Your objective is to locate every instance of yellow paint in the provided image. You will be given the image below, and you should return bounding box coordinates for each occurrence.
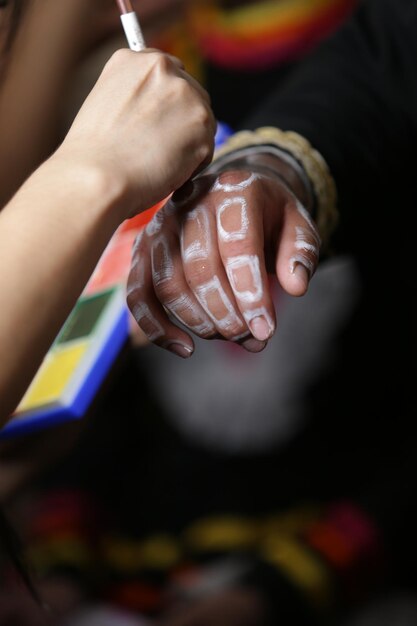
[17,342,88,412]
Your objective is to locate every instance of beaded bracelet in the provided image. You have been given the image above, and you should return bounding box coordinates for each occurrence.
[211,143,316,214]
[213,126,339,249]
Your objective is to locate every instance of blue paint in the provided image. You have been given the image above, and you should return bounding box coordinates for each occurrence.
[215,121,234,149]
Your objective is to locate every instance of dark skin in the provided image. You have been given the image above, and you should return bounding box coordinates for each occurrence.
[127,152,319,357]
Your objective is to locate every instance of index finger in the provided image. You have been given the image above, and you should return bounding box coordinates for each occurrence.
[213,170,276,342]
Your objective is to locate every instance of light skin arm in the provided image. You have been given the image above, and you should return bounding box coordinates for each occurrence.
[127,151,320,357]
[0,155,124,423]
[0,47,215,426]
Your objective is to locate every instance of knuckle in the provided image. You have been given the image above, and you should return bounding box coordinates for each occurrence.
[194,110,216,142]
[197,142,213,165]
[217,170,252,188]
[195,327,218,340]
[185,261,215,288]
[173,77,191,100]
[162,79,189,108]
[194,104,212,126]
[295,228,320,261]
[151,51,173,74]
[153,278,181,303]
[222,239,258,263]
[106,48,131,70]
[126,287,142,312]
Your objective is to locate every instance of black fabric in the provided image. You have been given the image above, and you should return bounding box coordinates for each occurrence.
[242,0,417,256]
[240,557,322,626]
[239,0,417,580]
[205,61,297,129]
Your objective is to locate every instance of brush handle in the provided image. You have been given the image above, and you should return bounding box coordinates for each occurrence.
[120,12,146,51]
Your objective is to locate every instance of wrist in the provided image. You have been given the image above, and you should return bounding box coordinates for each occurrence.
[48,147,130,228]
[208,144,314,213]
[213,127,338,250]
[254,155,310,205]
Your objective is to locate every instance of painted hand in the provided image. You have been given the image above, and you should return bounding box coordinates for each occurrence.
[126,164,320,358]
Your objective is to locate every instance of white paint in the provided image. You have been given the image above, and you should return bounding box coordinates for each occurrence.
[195,275,242,332]
[290,254,315,278]
[146,208,165,237]
[243,306,274,334]
[295,200,321,245]
[217,197,249,242]
[131,229,144,260]
[151,235,174,285]
[212,172,259,193]
[181,206,211,262]
[130,302,164,341]
[126,260,145,294]
[168,293,215,335]
[163,200,179,216]
[295,241,319,255]
[295,226,319,256]
[226,254,263,304]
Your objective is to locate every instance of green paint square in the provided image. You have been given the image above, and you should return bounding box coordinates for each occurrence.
[56,289,115,345]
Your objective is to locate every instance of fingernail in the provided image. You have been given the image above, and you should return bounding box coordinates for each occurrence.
[291,261,311,289]
[241,337,267,353]
[163,341,194,359]
[249,316,272,341]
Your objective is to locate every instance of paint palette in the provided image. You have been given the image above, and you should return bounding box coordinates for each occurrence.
[1,286,129,439]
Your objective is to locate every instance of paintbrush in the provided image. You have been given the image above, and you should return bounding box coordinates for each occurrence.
[115,0,146,51]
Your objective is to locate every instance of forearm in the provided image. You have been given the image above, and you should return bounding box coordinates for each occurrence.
[0,153,124,425]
